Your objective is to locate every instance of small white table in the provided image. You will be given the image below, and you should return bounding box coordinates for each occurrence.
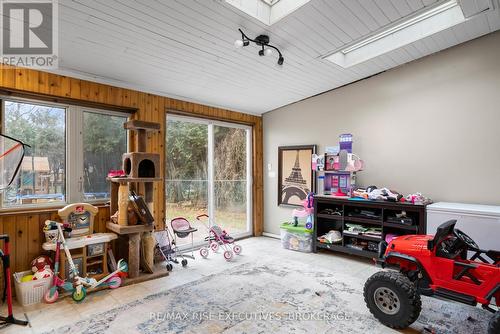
[42,232,118,251]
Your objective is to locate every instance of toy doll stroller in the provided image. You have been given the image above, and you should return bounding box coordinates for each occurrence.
[197,214,242,261]
[154,225,188,271]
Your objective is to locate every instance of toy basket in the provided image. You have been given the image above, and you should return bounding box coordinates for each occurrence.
[44,229,58,244]
[13,271,52,306]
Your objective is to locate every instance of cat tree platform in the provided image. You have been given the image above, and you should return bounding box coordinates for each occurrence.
[106,222,153,279]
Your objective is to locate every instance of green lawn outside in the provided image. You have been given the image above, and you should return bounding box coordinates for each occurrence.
[165,203,248,246]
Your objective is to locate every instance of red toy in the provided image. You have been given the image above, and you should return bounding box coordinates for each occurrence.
[31,255,53,273]
[364,220,500,333]
[0,235,29,327]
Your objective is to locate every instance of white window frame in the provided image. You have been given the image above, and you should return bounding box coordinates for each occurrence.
[166,114,253,241]
[0,96,128,210]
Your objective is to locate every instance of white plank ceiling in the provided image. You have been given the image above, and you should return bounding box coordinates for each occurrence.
[51,0,500,114]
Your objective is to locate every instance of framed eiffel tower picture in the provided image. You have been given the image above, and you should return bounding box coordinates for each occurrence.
[278,145,316,207]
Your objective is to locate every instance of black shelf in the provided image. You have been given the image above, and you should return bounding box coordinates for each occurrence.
[317,213,343,220]
[344,216,382,226]
[316,242,377,258]
[383,222,419,231]
[343,232,382,242]
[343,247,378,258]
[316,242,343,251]
[314,197,427,259]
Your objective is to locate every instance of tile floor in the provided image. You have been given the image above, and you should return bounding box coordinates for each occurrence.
[3,236,481,333]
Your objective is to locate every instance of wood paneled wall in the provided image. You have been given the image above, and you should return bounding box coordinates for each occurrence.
[0,207,110,274]
[0,65,263,273]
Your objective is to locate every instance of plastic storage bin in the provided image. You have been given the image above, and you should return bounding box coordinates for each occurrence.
[14,271,52,306]
[280,223,313,252]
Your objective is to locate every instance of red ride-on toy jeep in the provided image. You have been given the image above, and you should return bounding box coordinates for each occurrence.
[364,220,500,333]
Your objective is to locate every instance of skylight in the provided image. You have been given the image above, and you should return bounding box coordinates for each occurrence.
[261,0,282,5]
[225,0,310,26]
[324,0,470,68]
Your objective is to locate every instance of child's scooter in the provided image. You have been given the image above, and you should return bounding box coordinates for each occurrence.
[44,223,75,303]
[44,222,127,303]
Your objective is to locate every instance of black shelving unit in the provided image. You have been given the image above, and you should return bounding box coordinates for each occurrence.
[313,196,427,258]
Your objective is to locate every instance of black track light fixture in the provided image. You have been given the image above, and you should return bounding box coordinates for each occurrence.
[234,28,284,66]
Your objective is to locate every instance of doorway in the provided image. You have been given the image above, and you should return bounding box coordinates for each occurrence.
[165,115,253,247]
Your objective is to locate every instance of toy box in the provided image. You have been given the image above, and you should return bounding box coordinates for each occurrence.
[280,223,313,253]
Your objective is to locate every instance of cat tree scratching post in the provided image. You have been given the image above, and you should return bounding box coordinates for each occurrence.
[117,183,129,226]
[107,120,162,279]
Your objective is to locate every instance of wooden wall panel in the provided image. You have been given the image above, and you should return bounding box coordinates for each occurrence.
[0,207,109,274]
[15,216,29,274]
[253,120,264,236]
[0,65,263,273]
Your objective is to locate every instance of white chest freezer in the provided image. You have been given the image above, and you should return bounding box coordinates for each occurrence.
[427,202,500,251]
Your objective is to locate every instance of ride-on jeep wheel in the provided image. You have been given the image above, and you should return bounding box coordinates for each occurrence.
[364,271,422,329]
[489,311,500,334]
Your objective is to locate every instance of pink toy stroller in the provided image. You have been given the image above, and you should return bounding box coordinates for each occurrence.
[196,214,242,261]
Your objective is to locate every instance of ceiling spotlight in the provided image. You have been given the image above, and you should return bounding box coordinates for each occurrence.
[234,38,250,48]
[234,39,244,48]
[234,28,284,65]
[258,46,273,56]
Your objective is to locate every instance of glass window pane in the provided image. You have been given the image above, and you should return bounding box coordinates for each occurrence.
[213,125,248,235]
[83,112,127,200]
[165,118,208,246]
[3,101,66,206]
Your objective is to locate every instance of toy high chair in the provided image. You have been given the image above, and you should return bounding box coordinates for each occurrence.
[170,217,198,260]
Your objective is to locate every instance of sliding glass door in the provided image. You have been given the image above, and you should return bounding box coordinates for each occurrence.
[213,124,251,236]
[166,115,252,246]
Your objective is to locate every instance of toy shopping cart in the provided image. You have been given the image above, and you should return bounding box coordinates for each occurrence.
[197,214,242,261]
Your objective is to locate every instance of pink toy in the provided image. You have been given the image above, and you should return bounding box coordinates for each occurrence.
[197,214,242,261]
[405,192,431,205]
[292,193,314,229]
[33,268,53,280]
[385,233,398,243]
[107,169,125,178]
[31,255,53,273]
[44,222,126,303]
